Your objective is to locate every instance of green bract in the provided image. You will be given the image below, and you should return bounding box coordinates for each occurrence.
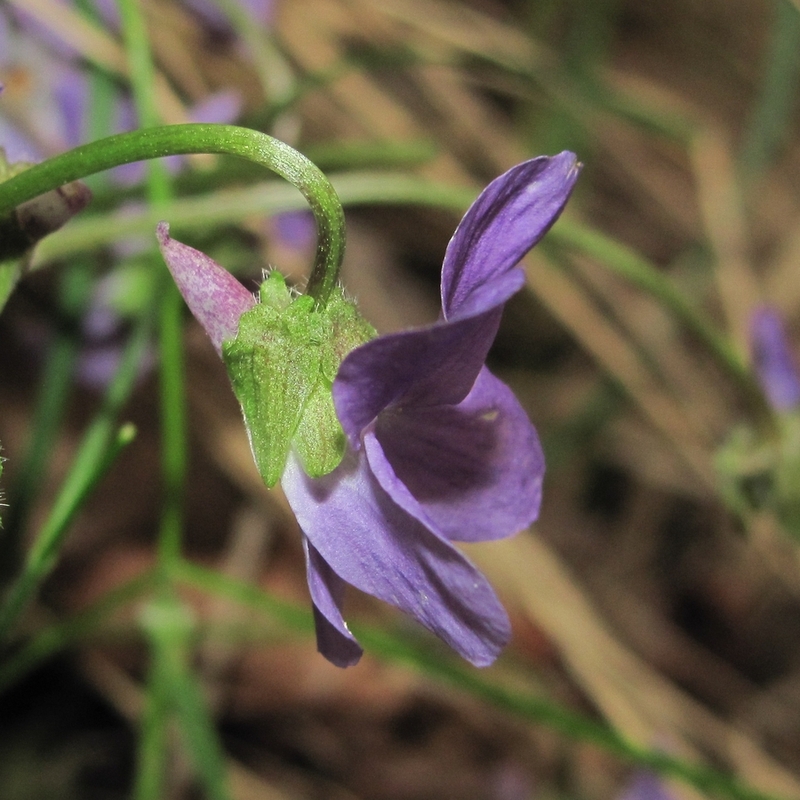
[222,272,375,487]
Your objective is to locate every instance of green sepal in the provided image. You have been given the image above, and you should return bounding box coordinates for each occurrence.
[222,273,375,488]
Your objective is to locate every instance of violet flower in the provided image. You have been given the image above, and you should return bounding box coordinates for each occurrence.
[750,305,800,412]
[158,152,580,667]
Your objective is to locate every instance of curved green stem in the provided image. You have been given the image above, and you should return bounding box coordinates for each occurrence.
[0,124,346,307]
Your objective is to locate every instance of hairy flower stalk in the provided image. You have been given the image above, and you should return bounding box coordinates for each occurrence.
[159,152,580,666]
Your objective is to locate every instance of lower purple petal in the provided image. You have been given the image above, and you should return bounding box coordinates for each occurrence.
[303,538,363,667]
[371,368,544,541]
[282,451,511,667]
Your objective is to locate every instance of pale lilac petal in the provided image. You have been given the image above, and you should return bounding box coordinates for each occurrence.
[334,309,502,446]
[618,773,675,800]
[369,368,544,541]
[53,65,89,148]
[188,89,242,125]
[156,223,255,355]
[275,210,315,250]
[303,538,363,667]
[750,306,800,411]
[282,451,511,667]
[442,152,580,320]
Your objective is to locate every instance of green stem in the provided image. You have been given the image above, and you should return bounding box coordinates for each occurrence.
[0,124,347,307]
[117,0,186,567]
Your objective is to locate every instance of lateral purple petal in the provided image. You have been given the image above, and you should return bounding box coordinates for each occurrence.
[156,222,255,356]
[303,538,364,667]
[750,305,800,411]
[369,367,544,541]
[441,152,580,320]
[334,309,502,446]
[282,452,511,667]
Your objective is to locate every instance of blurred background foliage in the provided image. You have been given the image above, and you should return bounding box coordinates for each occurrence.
[2,0,800,798]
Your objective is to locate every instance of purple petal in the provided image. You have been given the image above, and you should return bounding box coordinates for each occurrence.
[275,210,316,250]
[188,89,242,125]
[750,306,800,411]
[369,367,544,541]
[303,538,363,667]
[156,223,256,355]
[53,64,89,148]
[334,308,502,446]
[441,152,580,320]
[282,451,511,667]
[618,773,675,800]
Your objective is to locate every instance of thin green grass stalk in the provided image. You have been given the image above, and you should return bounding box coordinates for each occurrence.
[0,553,786,800]
[175,559,314,633]
[0,256,25,311]
[211,0,296,110]
[0,307,152,643]
[1,3,117,549]
[34,171,469,261]
[133,618,174,800]
[0,421,138,644]
[176,561,788,800]
[0,570,156,694]
[115,4,214,795]
[117,0,186,569]
[0,261,93,572]
[0,0,129,626]
[390,641,786,800]
[545,219,776,429]
[137,592,231,800]
[0,446,5,527]
[740,0,800,177]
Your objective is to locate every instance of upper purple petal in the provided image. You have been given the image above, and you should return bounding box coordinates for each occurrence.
[369,367,544,541]
[156,222,256,356]
[281,450,512,667]
[441,152,580,320]
[303,538,363,667]
[333,309,501,447]
[750,305,800,411]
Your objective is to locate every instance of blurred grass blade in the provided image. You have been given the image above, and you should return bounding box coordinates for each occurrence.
[177,561,788,800]
[134,616,174,800]
[0,303,152,643]
[138,594,231,800]
[0,570,155,694]
[0,260,94,565]
[0,422,137,643]
[740,0,800,176]
[0,257,26,314]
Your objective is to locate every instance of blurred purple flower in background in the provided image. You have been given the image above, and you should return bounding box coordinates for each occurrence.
[158,152,580,667]
[750,305,800,412]
[617,772,675,800]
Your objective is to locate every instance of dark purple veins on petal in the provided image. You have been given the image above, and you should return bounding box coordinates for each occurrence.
[441,152,580,320]
[371,367,545,542]
[333,308,502,446]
